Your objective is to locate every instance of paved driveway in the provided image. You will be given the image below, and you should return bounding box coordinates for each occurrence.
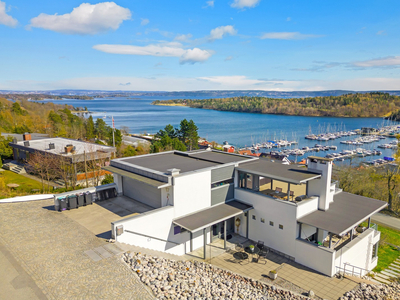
[0,199,154,300]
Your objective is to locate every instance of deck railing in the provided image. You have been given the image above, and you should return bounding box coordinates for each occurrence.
[336,263,370,278]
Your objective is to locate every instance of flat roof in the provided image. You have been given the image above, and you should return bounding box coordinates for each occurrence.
[298,192,387,236]
[187,151,253,164]
[12,137,115,156]
[173,200,253,232]
[120,152,220,174]
[236,159,321,184]
[103,166,168,188]
[1,132,49,141]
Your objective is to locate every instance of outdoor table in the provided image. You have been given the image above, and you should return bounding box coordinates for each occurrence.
[244,246,261,262]
[262,189,288,199]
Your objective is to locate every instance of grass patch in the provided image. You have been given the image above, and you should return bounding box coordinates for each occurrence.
[373,224,400,273]
[0,170,43,199]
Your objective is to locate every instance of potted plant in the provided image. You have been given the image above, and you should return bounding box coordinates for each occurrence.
[269,270,277,280]
[249,245,255,252]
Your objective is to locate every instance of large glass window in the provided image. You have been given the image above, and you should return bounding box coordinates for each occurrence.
[239,171,253,190]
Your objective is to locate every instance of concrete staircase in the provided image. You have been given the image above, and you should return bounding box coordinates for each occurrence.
[2,162,26,174]
[372,257,400,284]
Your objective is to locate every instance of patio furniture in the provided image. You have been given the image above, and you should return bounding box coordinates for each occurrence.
[275,187,282,192]
[231,251,249,265]
[289,191,294,201]
[256,240,264,251]
[256,248,269,264]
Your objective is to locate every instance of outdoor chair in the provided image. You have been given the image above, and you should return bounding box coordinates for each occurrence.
[275,187,282,192]
[289,191,294,201]
[256,240,264,251]
[257,249,269,265]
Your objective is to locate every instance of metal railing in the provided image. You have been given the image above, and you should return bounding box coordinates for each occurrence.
[336,263,369,278]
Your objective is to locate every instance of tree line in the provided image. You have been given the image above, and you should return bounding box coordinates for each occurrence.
[152,92,400,118]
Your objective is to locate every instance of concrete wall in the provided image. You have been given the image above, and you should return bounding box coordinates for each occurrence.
[307,159,334,211]
[123,177,161,208]
[295,239,336,276]
[235,188,297,258]
[334,228,381,276]
[211,183,234,206]
[296,197,319,219]
[173,170,211,218]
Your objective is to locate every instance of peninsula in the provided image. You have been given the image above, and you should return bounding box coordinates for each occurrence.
[152,92,400,118]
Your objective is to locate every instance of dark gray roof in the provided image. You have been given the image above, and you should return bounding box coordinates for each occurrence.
[173,200,253,232]
[122,152,219,174]
[188,151,253,164]
[298,192,387,236]
[2,132,49,141]
[236,159,321,184]
[103,166,168,188]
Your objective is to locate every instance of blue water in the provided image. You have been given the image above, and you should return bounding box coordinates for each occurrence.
[37,97,399,163]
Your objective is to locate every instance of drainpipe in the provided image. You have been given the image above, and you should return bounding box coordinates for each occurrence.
[224,220,227,250]
[203,228,207,259]
[246,212,249,239]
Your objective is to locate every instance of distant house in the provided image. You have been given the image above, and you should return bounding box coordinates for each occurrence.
[9,136,116,184]
[223,145,235,153]
[105,150,386,277]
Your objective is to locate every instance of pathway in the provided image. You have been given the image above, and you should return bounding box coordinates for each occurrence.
[0,199,154,300]
[373,257,400,284]
[372,212,400,231]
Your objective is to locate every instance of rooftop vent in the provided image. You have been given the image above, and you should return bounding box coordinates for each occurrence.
[23,133,31,141]
[49,143,55,150]
[24,141,30,147]
[65,144,73,154]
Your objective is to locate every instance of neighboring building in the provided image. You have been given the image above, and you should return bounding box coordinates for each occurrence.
[9,137,116,183]
[1,132,49,141]
[105,150,386,277]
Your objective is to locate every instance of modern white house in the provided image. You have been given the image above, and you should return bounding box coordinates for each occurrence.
[104,149,387,277]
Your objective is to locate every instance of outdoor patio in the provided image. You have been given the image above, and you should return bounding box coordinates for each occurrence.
[186,235,362,300]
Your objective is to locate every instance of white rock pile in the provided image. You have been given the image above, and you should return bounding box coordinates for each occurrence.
[339,282,400,300]
[123,252,311,299]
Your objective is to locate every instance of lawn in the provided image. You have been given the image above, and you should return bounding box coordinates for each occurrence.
[0,170,43,199]
[373,224,400,273]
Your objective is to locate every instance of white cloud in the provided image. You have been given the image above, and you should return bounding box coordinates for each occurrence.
[28,2,131,35]
[209,25,237,41]
[140,18,149,26]
[352,56,400,68]
[260,32,323,40]
[231,0,261,9]
[93,43,212,64]
[174,33,192,41]
[0,1,18,27]
[204,1,214,8]
[376,30,386,35]
[4,76,400,92]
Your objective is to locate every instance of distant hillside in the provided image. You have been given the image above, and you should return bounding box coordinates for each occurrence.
[152,92,400,118]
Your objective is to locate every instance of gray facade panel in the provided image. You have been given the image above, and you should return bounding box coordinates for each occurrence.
[211,166,235,183]
[211,183,234,206]
[123,177,161,208]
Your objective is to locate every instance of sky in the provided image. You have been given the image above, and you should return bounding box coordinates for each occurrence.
[1,0,400,91]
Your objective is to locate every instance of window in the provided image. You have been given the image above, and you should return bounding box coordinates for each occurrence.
[372,242,378,259]
[270,221,274,226]
[252,215,256,220]
[261,218,265,223]
[239,171,253,190]
[279,224,284,230]
[211,178,233,188]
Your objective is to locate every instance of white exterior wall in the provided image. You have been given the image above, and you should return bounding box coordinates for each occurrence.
[161,187,173,207]
[307,160,334,211]
[113,174,123,195]
[299,224,317,239]
[295,239,336,276]
[296,197,319,219]
[172,170,211,218]
[235,188,297,258]
[113,206,189,255]
[334,228,380,276]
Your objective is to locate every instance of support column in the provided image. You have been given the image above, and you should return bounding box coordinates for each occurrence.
[350,229,354,241]
[246,213,249,239]
[368,217,371,228]
[224,220,227,249]
[287,183,291,201]
[329,233,332,248]
[203,228,207,259]
[190,232,193,252]
[271,179,273,189]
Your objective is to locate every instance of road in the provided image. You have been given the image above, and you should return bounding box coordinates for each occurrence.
[372,213,400,231]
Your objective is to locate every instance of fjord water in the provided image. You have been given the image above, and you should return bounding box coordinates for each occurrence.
[41,97,398,161]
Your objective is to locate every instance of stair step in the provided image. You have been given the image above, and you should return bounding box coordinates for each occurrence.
[369,278,383,284]
[381,270,398,277]
[375,273,391,280]
[386,268,400,276]
[389,265,400,273]
[374,276,391,284]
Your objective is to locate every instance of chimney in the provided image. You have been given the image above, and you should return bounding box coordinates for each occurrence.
[23,133,31,141]
[167,168,180,176]
[65,144,73,154]
[49,143,55,150]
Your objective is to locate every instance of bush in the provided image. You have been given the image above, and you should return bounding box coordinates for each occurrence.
[101,174,114,185]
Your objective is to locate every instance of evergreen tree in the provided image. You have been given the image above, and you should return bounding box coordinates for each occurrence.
[178,119,199,151]
[86,115,95,140]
